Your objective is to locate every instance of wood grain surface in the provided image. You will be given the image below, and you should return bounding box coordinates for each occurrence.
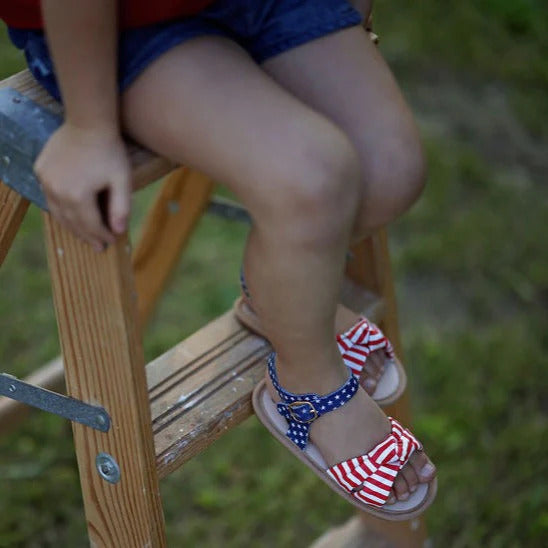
[345,232,429,548]
[43,216,166,547]
[0,180,29,266]
[146,291,383,478]
[133,167,214,329]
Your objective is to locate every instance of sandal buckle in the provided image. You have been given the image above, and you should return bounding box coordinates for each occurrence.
[288,401,318,424]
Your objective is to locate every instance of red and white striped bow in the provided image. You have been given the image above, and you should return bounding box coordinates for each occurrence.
[327,417,421,507]
[337,318,395,379]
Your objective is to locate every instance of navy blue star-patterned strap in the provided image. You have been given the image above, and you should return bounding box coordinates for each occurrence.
[240,267,251,300]
[267,353,359,450]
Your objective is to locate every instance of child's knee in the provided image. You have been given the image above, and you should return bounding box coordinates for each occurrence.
[296,131,361,226]
[256,128,362,244]
[387,140,426,213]
[403,139,427,201]
[358,135,426,233]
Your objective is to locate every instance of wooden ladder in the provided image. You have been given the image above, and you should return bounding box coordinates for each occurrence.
[0,70,428,548]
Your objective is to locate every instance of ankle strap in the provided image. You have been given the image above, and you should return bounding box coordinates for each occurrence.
[239,267,251,300]
[267,353,359,450]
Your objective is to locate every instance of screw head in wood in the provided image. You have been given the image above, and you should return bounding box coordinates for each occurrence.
[96,453,121,484]
[167,200,180,214]
[95,413,108,428]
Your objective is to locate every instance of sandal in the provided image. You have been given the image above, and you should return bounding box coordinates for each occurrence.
[236,270,407,406]
[252,353,437,521]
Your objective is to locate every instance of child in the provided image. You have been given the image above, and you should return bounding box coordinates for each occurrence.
[2,0,437,517]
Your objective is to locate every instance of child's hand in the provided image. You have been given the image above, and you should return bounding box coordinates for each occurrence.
[34,122,131,252]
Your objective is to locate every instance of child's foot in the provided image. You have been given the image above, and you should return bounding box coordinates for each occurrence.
[335,304,390,396]
[265,358,436,504]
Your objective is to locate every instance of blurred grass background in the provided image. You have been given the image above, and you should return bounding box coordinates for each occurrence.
[0,0,546,546]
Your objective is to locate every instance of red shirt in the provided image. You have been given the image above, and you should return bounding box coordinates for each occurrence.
[0,1,216,29]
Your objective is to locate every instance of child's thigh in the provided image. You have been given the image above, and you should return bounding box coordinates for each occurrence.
[120,35,360,218]
[261,25,425,220]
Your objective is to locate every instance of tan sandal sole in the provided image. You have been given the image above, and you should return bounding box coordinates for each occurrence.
[236,297,407,406]
[252,379,437,521]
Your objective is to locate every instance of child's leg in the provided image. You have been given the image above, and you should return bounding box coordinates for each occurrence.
[121,36,434,501]
[262,24,426,240]
[257,24,426,396]
[123,36,359,378]
[258,24,434,498]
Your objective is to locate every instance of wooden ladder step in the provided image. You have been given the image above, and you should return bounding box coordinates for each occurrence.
[150,310,269,478]
[0,283,383,442]
[149,285,383,479]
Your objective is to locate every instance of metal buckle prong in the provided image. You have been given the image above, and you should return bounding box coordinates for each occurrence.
[287,401,318,424]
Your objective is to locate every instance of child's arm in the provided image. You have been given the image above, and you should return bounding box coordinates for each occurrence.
[34,0,130,251]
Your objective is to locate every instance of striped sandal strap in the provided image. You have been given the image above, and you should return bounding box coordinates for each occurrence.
[336,318,395,379]
[326,417,422,507]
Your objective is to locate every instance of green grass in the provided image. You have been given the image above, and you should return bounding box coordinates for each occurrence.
[1,1,547,546]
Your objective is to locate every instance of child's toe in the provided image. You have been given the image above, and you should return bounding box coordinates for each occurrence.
[362,364,378,394]
[409,451,436,483]
[392,473,409,501]
[401,462,419,493]
[369,351,385,376]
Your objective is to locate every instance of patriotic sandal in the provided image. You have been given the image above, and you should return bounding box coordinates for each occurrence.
[236,270,406,406]
[252,354,437,521]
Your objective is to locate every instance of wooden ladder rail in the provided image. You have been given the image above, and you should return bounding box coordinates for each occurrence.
[43,218,166,546]
[0,182,29,267]
[345,235,427,548]
[133,167,214,330]
[313,235,427,548]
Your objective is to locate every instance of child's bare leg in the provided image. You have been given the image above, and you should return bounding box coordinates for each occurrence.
[121,36,434,501]
[262,25,426,239]
[251,24,426,400]
[258,24,434,499]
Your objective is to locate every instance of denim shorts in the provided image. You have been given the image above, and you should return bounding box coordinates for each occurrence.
[8,0,362,103]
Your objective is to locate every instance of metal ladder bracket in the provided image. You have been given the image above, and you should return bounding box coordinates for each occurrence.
[0,87,61,210]
[0,373,110,432]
